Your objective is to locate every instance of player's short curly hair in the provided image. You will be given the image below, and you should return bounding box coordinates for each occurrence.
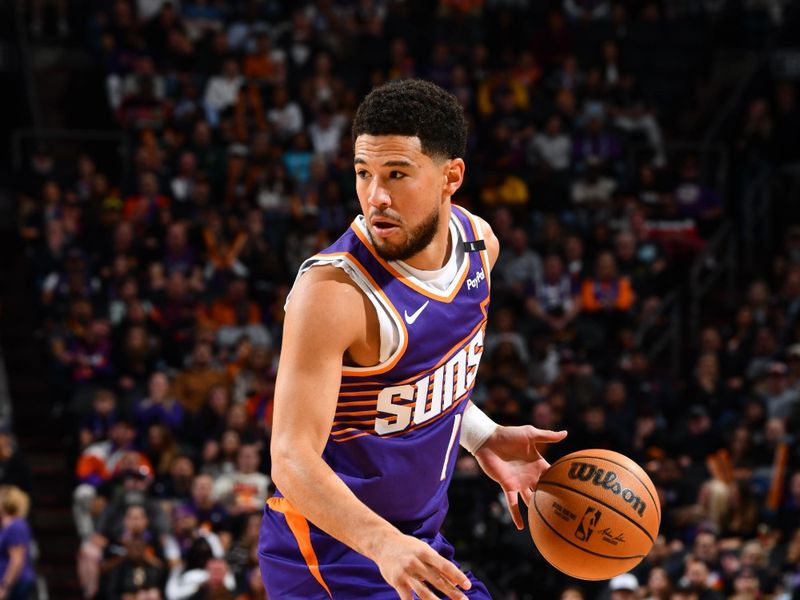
[352,79,467,160]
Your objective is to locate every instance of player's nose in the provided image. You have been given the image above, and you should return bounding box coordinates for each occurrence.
[366,179,391,208]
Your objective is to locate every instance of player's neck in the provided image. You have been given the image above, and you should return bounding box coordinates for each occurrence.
[401,204,452,271]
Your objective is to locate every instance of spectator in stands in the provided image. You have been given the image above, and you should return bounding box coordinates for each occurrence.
[579,251,634,356]
[135,371,185,435]
[562,402,629,456]
[679,558,724,600]
[758,360,800,419]
[152,454,195,504]
[101,536,166,599]
[571,156,618,214]
[172,341,229,415]
[183,474,228,536]
[609,573,639,600]
[737,98,773,167]
[80,501,161,599]
[494,228,543,298]
[686,353,734,425]
[79,388,118,449]
[166,551,234,600]
[266,85,304,143]
[0,486,35,600]
[573,115,622,175]
[673,405,724,472]
[201,429,240,480]
[611,74,667,168]
[123,172,171,234]
[75,417,140,491]
[145,425,181,478]
[242,29,286,88]
[529,114,572,173]
[203,58,243,128]
[199,277,270,353]
[163,503,224,567]
[308,103,348,163]
[299,52,345,115]
[177,557,235,600]
[672,155,723,236]
[581,251,635,315]
[525,253,581,334]
[644,566,673,600]
[212,444,269,518]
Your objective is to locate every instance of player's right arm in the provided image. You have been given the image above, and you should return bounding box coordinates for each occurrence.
[270,265,471,600]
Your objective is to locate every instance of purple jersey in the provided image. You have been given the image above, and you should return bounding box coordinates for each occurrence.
[259,205,492,599]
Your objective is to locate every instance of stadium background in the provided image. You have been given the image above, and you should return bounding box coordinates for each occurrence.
[1,0,800,599]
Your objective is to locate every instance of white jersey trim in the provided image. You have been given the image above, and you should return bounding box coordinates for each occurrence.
[288,254,405,368]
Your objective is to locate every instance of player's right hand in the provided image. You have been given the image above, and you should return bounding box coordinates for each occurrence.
[374,532,472,600]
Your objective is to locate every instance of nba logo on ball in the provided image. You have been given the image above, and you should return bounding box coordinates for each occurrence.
[529,449,660,580]
[574,507,601,542]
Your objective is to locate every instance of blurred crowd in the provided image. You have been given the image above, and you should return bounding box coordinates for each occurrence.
[12,0,800,599]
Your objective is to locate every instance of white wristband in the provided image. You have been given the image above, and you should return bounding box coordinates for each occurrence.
[460,404,499,454]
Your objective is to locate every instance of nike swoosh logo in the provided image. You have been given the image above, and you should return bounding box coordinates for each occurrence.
[404,300,430,325]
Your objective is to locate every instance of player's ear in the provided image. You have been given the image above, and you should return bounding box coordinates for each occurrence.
[443,158,465,198]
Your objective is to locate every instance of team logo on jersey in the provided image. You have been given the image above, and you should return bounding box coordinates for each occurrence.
[374,328,484,435]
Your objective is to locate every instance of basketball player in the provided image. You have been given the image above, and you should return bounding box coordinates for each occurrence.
[258,80,568,599]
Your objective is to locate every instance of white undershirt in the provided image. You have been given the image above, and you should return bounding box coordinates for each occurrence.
[393,219,463,291]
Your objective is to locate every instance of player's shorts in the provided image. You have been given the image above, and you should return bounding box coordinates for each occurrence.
[259,497,492,599]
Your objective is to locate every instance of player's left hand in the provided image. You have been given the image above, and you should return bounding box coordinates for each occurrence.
[473,425,567,530]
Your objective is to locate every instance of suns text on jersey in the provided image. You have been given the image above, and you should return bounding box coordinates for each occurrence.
[374,328,484,435]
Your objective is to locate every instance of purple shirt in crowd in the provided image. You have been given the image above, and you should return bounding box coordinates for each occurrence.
[0,518,35,585]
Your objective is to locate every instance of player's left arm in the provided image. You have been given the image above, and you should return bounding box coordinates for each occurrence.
[464,215,567,530]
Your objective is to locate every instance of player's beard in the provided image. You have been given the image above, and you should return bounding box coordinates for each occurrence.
[368,204,440,262]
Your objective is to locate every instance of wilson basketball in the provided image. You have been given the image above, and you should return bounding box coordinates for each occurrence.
[529,449,660,580]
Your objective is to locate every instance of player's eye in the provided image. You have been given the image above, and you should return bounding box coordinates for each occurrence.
[356,170,369,179]
[389,171,406,179]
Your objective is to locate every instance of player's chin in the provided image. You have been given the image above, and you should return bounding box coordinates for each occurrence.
[374,239,409,261]
[373,230,403,248]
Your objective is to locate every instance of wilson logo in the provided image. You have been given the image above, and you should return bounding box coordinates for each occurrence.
[567,462,647,517]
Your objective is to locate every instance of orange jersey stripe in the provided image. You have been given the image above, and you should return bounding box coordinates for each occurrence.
[336,399,378,407]
[267,498,332,597]
[334,419,375,426]
[340,380,384,388]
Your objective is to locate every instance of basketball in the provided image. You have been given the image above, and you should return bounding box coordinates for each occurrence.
[529,449,660,580]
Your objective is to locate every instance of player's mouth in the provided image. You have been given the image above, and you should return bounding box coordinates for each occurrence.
[370,217,400,238]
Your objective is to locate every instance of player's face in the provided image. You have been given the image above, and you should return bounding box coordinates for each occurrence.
[354,135,457,263]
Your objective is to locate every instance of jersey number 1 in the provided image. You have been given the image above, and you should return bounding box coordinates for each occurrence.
[440,414,462,481]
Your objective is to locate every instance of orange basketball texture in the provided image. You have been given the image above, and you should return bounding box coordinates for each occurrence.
[529,449,661,580]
